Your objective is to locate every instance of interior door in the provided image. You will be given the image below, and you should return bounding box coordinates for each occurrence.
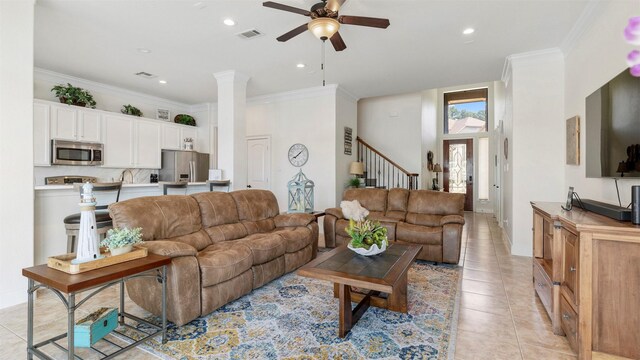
[247,137,270,190]
[443,139,474,211]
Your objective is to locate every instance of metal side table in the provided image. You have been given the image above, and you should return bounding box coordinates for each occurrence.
[22,254,171,360]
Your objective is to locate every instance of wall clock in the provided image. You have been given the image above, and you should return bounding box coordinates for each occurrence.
[288,143,309,167]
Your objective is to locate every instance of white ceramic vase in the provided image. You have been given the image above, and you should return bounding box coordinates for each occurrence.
[348,241,387,256]
[110,245,133,256]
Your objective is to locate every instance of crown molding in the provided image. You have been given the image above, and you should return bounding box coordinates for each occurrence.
[34,67,193,109]
[559,0,603,55]
[247,84,338,104]
[502,47,564,85]
[336,85,359,103]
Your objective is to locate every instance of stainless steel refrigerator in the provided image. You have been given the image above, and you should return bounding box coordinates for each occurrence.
[159,150,210,182]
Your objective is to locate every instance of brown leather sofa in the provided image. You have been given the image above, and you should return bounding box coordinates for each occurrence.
[108,190,318,326]
[324,188,465,264]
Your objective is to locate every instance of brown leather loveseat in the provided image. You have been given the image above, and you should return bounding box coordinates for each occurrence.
[324,188,465,264]
[109,190,318,326]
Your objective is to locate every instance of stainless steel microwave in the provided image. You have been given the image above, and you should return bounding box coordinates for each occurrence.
[51,140,103,166]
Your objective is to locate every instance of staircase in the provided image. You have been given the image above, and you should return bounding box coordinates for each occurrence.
[356,137,419,190]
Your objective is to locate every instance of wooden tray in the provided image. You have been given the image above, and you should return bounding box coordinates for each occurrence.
[47,245,148,274]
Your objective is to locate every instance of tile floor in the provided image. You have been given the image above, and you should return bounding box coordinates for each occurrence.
[0,213,575,359]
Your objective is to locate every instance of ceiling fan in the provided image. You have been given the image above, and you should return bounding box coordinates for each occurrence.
[263,0,390,51]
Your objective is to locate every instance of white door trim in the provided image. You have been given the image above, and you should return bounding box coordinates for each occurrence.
[246,135,271,190]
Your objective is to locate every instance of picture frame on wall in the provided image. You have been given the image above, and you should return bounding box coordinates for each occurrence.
[157,108,170,121]
[344,126,353,155]
[566,115,580,165]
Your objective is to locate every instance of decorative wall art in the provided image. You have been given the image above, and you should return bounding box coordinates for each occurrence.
[566,115,580,165]
[156,108,170,121]
[344,126,353,155]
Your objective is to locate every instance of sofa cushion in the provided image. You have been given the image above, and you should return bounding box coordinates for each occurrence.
[343,188,387,212]
[396,222,443,245]
[197,243,253,287]
[109,195,206,248]
[235,233,286,265]
[242,218,276,235]
[231,190,280,222]
[204,223,248,243]
[386,188,409,221]
[191,192,240,227]
[166,229,213,251]
[407,190,464,215]
[405,213,442,227]
[272,227,313,253]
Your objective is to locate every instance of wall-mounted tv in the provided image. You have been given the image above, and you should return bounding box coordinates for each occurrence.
[585,68,640,178]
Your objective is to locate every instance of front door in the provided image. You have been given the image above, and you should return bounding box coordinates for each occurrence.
[247,137,270,190]
[443,139,473,211]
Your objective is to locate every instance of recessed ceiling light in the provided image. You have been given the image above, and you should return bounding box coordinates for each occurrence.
[224,18,236,26]
[137,48,151,54]
[463,28,475,35]
[296,63,306,68]
[159,80,167,84]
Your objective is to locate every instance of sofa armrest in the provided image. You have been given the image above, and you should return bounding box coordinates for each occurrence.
[140,241,197,258]
[323,213,338,248]
[325,207,343,219]
[274,213,315,228]
[440,215,465,226]
[442,223,464,264]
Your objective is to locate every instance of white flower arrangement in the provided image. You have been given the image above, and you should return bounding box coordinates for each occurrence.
[340,200,369,221]
[100,227,143,251]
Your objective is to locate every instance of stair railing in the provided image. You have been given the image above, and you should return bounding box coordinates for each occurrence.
[356,137,419,190]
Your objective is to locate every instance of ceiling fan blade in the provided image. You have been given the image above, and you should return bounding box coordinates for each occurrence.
[339,15,390,29]
[276,23,309,42]
[263,1,310,16]
[325,0,346,12]
[330,32,347,51]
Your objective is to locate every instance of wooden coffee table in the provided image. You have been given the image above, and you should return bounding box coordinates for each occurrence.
[298,243,421,337]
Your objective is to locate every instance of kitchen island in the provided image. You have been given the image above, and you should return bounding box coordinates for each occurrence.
[34,182,213,265]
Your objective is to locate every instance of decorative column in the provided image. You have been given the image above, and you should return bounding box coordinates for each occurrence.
[214,71,250,190]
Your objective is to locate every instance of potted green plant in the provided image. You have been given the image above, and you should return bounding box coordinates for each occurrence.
[51,83,97,108]
[174,114,196,126]
[121,104,143,117]
[101,227,143,256]
[345,218,389,256]
[347,177,361,188]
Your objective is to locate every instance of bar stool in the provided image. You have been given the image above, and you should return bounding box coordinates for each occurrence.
[64,182,122,253]
[160,182,188,195]
[207,180,231,192]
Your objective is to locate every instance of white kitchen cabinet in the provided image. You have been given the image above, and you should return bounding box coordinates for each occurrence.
[161,123,199,151]
[78,110,101,142]
[50,103,101,142]
[33,102,51,166]
[162,123,182,150]
[102,114,133,168]
[135,120,161,168]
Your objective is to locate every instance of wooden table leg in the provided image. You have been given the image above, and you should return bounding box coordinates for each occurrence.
[388,271,408,313]
[338,284,352,338]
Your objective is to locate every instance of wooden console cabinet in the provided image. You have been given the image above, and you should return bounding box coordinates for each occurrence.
[531,202,640,360]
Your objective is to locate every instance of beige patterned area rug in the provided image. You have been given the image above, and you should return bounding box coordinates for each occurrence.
[122,261,462,359]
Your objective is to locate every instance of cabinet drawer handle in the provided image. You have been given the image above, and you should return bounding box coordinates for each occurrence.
[537,282,545,288]
[562,313,571,320]
[569,266,576,272]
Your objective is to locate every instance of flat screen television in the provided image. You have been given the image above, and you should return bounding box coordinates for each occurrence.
[585,68,640,178]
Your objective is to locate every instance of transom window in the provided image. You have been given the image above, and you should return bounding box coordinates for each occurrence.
[444,88,488,134]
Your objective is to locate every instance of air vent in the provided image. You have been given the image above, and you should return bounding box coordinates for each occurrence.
[135,71,157,79]
[237,29,264,39]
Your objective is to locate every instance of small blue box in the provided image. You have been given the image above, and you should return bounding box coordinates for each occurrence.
[74,307,118,347]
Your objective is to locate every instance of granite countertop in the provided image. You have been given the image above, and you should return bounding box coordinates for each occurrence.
[35,182,207,190]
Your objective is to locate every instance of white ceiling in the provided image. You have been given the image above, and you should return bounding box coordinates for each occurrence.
[35,0,589,104]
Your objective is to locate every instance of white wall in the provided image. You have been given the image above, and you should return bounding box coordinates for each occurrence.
[502,50,565,256]
[357,93,423,182]
[0,0,35,308]
[421,89,438,190]
[246,86,339,214]
[564,1,640,203]
[335,88,358,203]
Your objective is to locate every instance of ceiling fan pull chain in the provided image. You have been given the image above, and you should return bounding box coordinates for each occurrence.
[321,40,326,86]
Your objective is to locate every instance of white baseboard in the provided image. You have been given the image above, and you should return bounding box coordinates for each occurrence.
[502,227,513,253]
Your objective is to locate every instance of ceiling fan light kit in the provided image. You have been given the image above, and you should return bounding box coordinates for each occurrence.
[308,17,340,40]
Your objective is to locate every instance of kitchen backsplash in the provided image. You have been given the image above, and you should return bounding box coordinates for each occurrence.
[34,166,157,186]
